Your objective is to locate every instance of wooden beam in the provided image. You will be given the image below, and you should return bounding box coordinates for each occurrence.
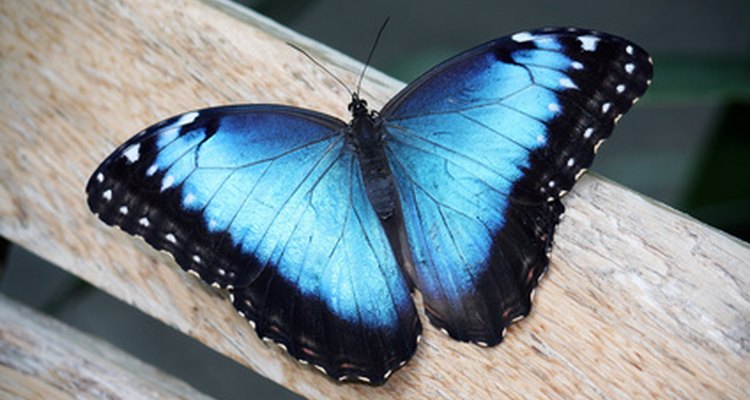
[1,0,748,398]
[0,294,213,399]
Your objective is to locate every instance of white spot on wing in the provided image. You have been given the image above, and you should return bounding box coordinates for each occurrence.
[571,61,584,70]
[177,111,199,126]
[512,32,536,42]
[138,217,150,227]
[192,254,201,263]
[146,165,157,176]
[625,63,635,74]
[567,158,575,167]
[616,84,626,93]
[547,103,560,113]
[578,35,600,51]
[602,102,612,113]
[119,206,128,215]
[165,233,177,243]
[559,78,577,89]
[626,45,634,55]
[156,111,201,145]
[102,189,112,201]
[122,144,140,163]
[583,127,594,139]
[96,173,104,183]
[184,193,195,205]
[161,175,175,191]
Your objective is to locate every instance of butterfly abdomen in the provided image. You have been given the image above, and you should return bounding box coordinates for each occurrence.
[348,111,399,220]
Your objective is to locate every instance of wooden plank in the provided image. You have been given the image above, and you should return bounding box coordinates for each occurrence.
[1,0,748,398]
[0,294,213,400]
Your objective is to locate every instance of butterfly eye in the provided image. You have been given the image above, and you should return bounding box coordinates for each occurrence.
[348,97,369,115]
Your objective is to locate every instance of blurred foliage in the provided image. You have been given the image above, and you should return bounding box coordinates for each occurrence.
[650,55,750,241]
[683,102,750,241]
[649,56,750,102]
[384,48,456,82]
[0,238,8,280]
[236,0,314,24]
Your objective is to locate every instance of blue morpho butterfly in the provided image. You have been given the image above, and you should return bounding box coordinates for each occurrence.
[86,27,652,384]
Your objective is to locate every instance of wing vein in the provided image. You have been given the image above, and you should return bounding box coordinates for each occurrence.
[385,128,515,198]
[386,148,495,237]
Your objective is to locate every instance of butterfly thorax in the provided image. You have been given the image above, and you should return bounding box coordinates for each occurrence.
[346,95,398,220]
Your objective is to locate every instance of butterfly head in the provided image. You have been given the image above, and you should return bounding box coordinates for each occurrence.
[347,93,369,117]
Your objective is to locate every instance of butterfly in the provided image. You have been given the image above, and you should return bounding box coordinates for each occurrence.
[86,27,652,384]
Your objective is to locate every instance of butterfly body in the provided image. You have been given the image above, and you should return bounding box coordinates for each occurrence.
[347,96,400,220]
[87,28,652,384]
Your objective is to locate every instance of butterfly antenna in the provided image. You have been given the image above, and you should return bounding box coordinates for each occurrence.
[355,17,390,96]
[287,42,353,97]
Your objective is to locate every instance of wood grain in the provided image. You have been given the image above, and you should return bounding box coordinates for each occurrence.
[1,0,748,398]
[0,294,213,399]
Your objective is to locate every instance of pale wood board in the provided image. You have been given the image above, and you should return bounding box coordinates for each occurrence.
[0,294,214,399]
[1,0,749,398]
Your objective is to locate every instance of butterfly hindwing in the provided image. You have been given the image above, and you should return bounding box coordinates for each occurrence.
[231,149,421,383]
[86,105,420,384]
[381,28,653,344]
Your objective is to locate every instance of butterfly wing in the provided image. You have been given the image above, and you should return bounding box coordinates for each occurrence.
[381,28,652,344]
[86,105,420,384]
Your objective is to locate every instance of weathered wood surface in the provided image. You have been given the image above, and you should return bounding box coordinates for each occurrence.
[1,0,748,398]
[0,294,213,400]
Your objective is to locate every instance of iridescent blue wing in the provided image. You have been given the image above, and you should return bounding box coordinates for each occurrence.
[381,28,652,345]
[86,105,420,384]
